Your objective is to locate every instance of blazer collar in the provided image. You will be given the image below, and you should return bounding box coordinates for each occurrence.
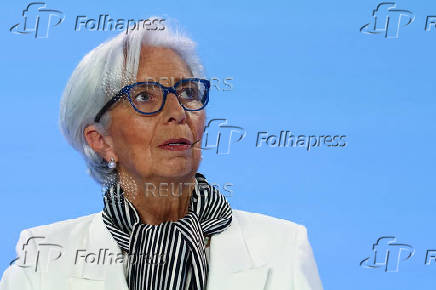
[72,210,270,290]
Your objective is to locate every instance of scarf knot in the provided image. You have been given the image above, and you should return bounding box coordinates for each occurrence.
[102,173,232,290]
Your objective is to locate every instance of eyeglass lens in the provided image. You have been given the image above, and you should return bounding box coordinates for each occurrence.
[129,80,207,113]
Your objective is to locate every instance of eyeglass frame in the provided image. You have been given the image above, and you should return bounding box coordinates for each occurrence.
[94,78,210,123]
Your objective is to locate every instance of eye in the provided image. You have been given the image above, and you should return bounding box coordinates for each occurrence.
[179,88,199,100]
[134,92,153,103]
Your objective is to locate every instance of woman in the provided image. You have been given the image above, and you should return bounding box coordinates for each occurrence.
[0,19,323,290]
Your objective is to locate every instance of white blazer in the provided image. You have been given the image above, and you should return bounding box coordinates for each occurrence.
[0,209,323,290]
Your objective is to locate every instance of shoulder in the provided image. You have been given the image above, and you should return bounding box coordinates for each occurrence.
[23,212,99,233]
[18,212,101,246]
[232,209,308,262]
[231,209,323,289]
[1,213,107,290]
[232,208,305,237]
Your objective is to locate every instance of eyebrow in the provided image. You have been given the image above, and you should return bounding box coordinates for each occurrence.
[174,77,189,83]
[171,76,192,83]
[140,76,189,84]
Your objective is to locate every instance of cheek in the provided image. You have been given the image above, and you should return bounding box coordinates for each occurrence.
[111,118,155,162]
[192,112,206,141]
[190,113,205,163]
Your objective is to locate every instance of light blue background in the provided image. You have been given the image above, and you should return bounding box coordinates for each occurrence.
[1,0,435,289]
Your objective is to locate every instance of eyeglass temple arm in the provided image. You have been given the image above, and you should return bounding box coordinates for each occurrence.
[94,92,125,123]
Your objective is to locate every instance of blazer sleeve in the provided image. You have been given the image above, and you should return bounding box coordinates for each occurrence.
[0,229,41,290]
[293,225,323,290]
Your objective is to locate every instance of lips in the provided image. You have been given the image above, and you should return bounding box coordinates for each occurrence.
[158,138,192,151]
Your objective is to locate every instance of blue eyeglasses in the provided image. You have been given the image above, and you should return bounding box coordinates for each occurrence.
[94,78,210,123]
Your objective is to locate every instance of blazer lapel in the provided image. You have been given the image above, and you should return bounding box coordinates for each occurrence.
[71,211,270,290]
[206,211,270,290]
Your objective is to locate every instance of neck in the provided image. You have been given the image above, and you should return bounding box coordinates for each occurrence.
[118,169,197,225]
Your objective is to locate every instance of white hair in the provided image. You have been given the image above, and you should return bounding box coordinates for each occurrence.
[59,18,205,185]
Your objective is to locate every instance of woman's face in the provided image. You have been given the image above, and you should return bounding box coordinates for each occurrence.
[108,46,205,181]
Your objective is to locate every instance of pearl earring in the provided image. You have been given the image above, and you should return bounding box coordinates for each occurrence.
[107,157,117,169]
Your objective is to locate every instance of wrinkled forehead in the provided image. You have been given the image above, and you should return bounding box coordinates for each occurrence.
[136,45,193,86]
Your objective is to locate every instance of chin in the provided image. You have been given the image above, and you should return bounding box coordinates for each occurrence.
[156,163,196,179]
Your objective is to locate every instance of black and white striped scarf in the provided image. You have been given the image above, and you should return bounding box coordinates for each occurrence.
[102,173,232,290]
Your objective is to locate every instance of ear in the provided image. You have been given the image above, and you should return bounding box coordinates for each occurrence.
[84,125,117,162]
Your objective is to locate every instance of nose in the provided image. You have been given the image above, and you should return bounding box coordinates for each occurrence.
[162,92,186,124]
